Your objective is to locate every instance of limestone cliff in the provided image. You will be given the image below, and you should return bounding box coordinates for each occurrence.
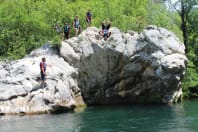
[61,25,187,105]
[0,26,187,115]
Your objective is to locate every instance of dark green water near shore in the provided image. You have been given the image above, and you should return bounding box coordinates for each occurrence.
[0,100,198,132]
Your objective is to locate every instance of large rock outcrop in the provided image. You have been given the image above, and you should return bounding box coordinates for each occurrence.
[60,26,187,104]
[0,26,187,115]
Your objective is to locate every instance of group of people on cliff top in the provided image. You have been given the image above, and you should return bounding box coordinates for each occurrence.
[42,11,112,87]
[55,10,112,41]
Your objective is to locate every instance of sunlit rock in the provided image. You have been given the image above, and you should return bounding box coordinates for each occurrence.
[0,26,187,115]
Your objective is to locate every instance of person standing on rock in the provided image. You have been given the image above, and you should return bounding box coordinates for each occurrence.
[86,10,92,26]
[40,57,47,88]
[63,22,71,40]
[99,19,112,41]
[73,15,81,36]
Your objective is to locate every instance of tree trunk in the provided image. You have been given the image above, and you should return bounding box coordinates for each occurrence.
[180,0,188,54]
[181,15,188,54]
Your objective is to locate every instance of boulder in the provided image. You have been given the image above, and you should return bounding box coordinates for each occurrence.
[0,45,85,115]
[61,26,187,104]
[0,26,187,115]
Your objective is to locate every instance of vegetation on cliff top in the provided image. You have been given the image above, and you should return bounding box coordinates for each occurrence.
[0,0,181,59]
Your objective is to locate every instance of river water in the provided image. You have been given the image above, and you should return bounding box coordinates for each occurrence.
[0,100,198,132]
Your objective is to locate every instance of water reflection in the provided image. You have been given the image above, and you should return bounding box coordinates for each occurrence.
[74,104,190,132]
[0,101,198,132]
[182,100,198,131]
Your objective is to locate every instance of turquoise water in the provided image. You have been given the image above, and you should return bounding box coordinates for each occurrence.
[0,100,198,132]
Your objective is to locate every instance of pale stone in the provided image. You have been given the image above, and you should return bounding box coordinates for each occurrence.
[0,25,187,114]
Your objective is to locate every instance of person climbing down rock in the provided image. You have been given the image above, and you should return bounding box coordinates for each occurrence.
[73,15,81,36]
[86,10,92,26]
[40,57,47,88]
[99,19,112,41]
[63,22,71,40]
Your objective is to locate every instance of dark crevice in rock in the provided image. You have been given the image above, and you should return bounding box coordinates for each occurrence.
[0,93,28,101]
[0,112,5,116]
[50,105,75,114]
[43,98,53,105]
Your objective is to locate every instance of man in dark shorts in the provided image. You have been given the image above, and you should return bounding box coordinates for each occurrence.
[63,22,71,40]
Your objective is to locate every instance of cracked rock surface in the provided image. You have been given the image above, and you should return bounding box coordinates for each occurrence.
[0,45,84,115]
[0,26,187,115]
[61,26,187,105]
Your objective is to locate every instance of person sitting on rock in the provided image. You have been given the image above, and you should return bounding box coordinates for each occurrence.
[63,22,71,40]
[86,10,92,26]
[73,15,81,36]
[40,57,47,88]
[99,19,112,41]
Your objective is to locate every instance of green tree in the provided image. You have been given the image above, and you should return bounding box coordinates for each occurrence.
[166,0,198,54]
[0,0,182,59]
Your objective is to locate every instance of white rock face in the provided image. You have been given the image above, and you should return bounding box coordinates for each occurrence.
[0,26,187,115]
[0,45,84,115]
[61,26,187,104]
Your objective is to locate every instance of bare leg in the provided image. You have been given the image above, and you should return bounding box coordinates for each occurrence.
[75,28,78,36]
[88,19,91,26]
[79,27,81,34]
[104,35,108,41]
[108,32,111,38]
[62,33,65,41]
[99,31,104,36]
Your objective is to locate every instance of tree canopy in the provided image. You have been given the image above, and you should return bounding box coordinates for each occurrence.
[0,0,181,59]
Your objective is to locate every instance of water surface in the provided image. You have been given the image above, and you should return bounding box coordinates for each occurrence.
[0,100,198,132]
